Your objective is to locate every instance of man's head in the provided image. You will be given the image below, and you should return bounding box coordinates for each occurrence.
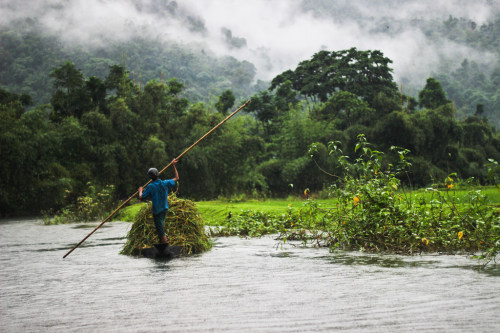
[148,168,159,180]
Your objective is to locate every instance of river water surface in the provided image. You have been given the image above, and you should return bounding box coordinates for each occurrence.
[1,219,499,332]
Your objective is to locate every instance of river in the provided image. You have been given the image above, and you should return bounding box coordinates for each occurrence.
[1,219,499,332]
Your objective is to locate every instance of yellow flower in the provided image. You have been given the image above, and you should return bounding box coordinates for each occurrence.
[374,170,378,175]
[343,221,346,225]
[421,238,429,245]
[448,177,453,182]
[458,231,464,240]
[447,183,454,189]
[353,196,360,205]
[398,195,402,202]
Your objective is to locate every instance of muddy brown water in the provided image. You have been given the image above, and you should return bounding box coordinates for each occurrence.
[1,219,499,332]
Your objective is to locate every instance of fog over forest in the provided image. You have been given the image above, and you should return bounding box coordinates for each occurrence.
[1,0,499,91]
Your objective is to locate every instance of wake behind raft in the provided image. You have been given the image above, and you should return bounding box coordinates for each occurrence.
[120,197,212,259]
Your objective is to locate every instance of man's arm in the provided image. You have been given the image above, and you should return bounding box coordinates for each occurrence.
[138,186,144,199]
[172,159,179,182]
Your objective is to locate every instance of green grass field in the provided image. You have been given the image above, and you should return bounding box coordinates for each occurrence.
[408,186,500,200]
[195,198,311,225]
[196,186,500,225]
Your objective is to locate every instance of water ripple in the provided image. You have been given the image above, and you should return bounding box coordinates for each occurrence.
[1,220,499,332]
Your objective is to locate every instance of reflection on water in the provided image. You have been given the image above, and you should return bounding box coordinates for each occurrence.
[1,219,499,332]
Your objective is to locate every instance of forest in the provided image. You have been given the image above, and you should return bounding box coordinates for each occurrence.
[1,7,500,216]
[1,46,499,216]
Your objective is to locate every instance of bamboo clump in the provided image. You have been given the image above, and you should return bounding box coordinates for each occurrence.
[120,195,212,256]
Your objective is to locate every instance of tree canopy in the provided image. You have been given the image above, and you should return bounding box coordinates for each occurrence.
[1,44,499,216]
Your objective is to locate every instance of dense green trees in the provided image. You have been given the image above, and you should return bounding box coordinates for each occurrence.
[0,61,261,215]
[245,48,500,193]
[1,43,499,216]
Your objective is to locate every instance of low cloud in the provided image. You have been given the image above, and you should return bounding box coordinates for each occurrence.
[1,0,498,90]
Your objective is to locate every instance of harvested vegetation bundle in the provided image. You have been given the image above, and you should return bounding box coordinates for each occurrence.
[121,196,212,256]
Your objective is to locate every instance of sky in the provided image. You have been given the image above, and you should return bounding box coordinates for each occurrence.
[1,0,499,88]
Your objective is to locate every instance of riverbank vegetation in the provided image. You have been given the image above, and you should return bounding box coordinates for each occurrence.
[204,137,499,266]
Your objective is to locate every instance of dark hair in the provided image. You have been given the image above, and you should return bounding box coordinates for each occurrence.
[148,168,159,180]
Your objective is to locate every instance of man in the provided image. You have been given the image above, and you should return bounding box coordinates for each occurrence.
[138,159,179,244]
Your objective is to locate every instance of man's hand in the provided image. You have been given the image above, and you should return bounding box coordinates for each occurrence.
[138,186,144,198]
[172,159,179,181]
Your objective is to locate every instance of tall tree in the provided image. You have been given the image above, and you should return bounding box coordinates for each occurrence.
[215,89,235,115]
[418,77,451,110]
[50,61,90,119]
[270,48,398,108]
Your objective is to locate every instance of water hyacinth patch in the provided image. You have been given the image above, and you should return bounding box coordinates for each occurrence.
[280,134,500,266]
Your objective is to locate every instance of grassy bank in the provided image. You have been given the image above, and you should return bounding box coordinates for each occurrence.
[195,198,329,225]
[199,188,500,223]
[198,185,500,266]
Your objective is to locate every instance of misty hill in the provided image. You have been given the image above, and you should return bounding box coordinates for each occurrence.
[0,19,259,106]
[0,0,499,125]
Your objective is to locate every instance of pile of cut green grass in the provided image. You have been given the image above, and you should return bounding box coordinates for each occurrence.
[121,196,212,256]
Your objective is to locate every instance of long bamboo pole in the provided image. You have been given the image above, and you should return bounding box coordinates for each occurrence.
[63,99,250,258]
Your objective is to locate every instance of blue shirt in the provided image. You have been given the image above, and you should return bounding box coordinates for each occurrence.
[141,179,176,215]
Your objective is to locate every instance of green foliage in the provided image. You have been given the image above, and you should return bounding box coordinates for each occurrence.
[277,135,500,266]
[245,90,280,139]
[215,89,235,115]
[486,159,500,186]
[418,77,451,110]
[436,58,500,127]
[43,183,115,224]
[50,61,91,119]
[312,91,375,128]
[209,210,288,237]
[270,48,398,107]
